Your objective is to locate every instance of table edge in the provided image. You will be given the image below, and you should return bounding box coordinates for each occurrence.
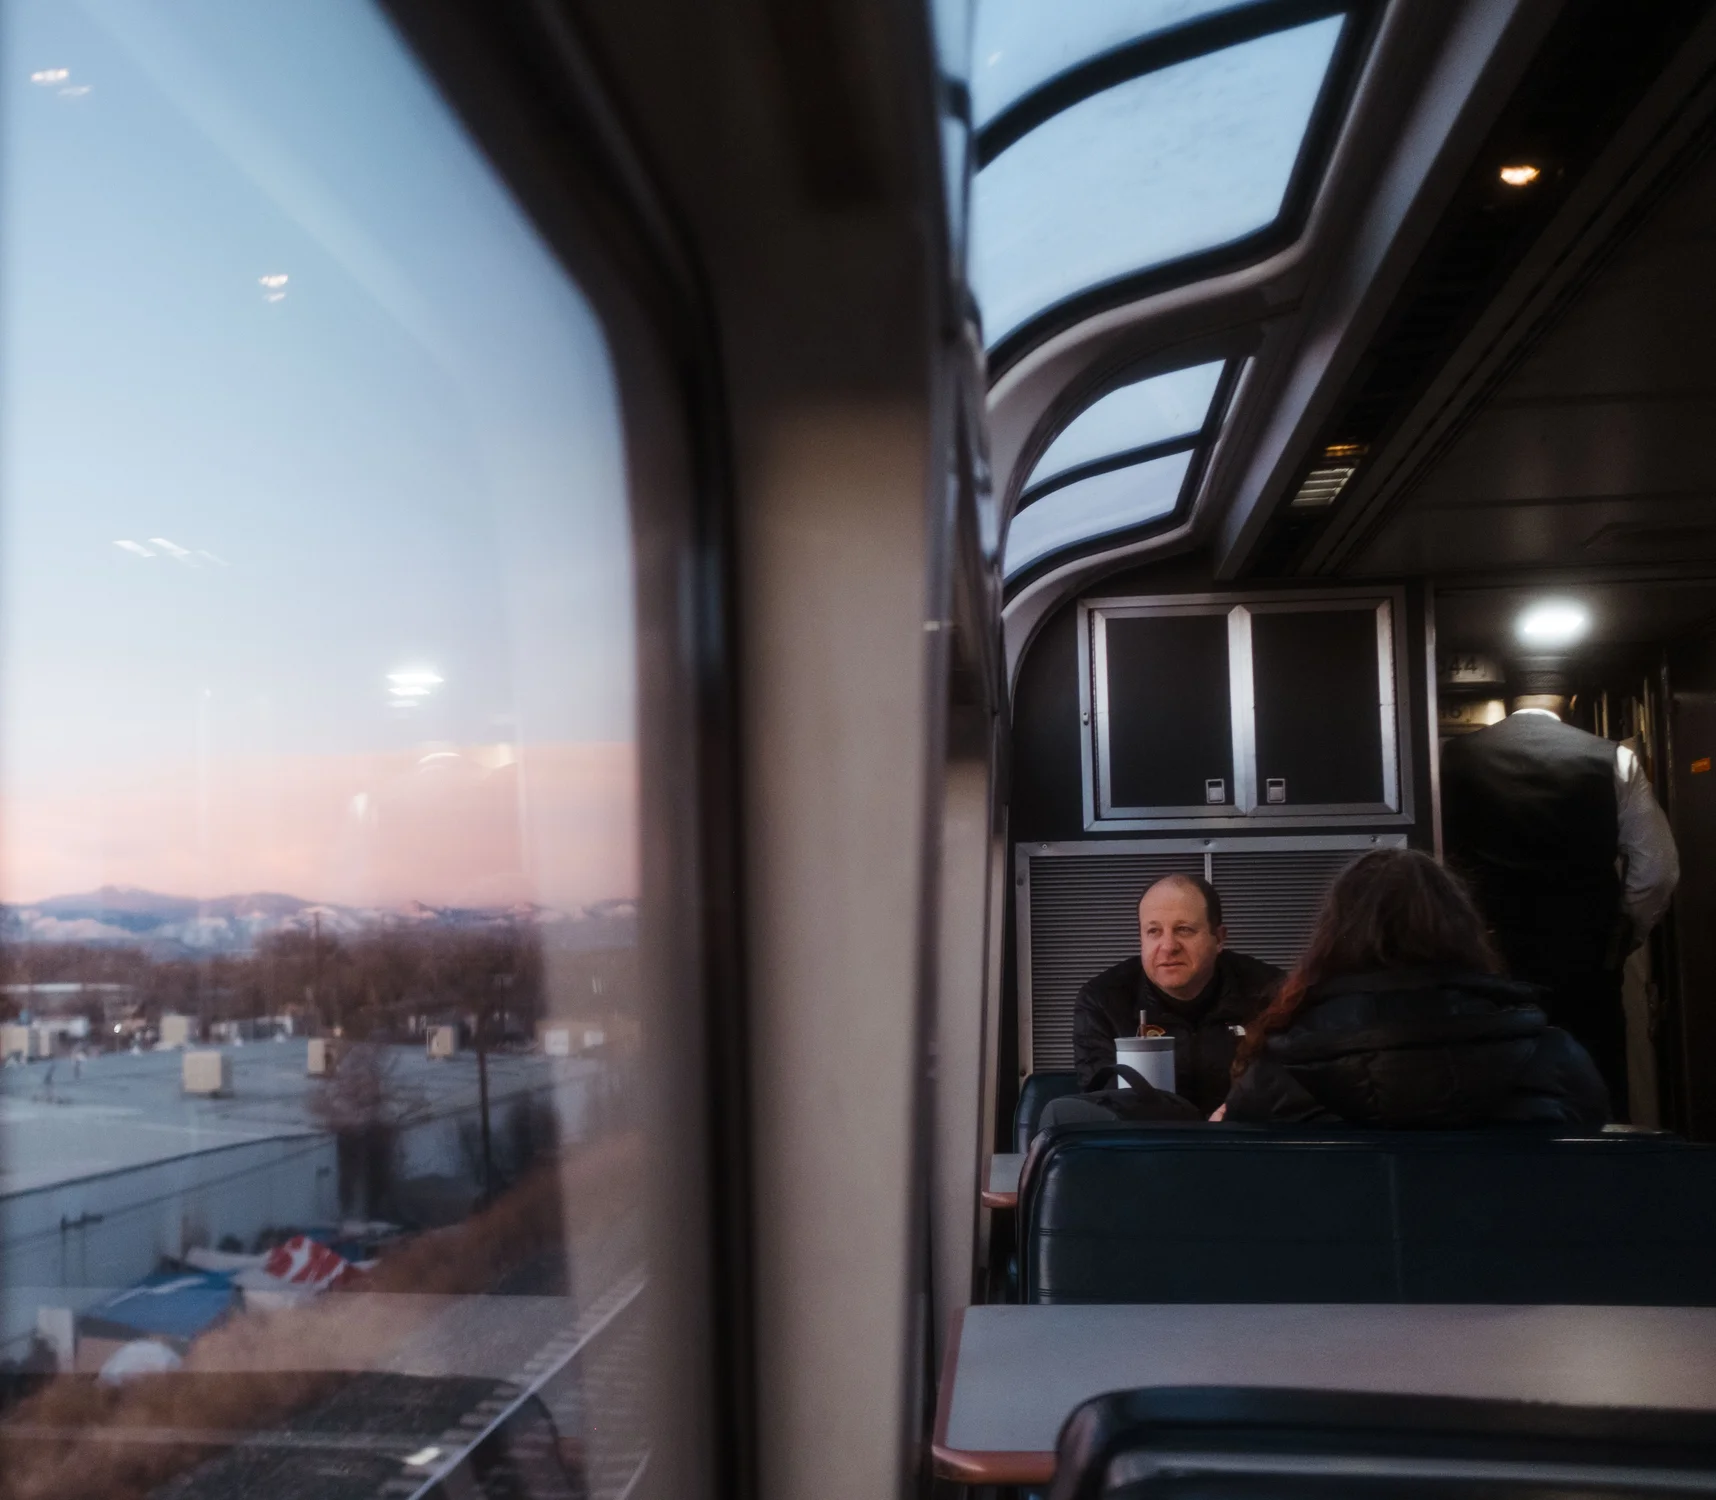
[929,1441,1056,1486]
[979,1189,1018,1209]
[931,1303,1056,1484]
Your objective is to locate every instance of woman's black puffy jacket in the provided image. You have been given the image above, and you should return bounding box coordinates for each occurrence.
[1223,968,1609,1129]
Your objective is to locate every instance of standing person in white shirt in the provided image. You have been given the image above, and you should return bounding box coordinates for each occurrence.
[1441,670,1679,1119]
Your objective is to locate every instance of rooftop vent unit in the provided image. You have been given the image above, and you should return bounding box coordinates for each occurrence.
[1288,443,1366,510]
[183,1049,233,1097]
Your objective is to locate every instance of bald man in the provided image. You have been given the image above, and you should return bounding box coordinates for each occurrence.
[1070,874,1282,1115]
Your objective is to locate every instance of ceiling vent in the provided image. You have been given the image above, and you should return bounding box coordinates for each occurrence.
[1288,443,1366,510]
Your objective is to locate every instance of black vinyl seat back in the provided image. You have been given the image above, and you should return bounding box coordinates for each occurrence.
[1015,1070,1082,1152]
[1019,1124,1716,1304]
[1050,1386,1716,1500]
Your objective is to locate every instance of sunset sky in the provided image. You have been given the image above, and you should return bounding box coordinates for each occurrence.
[1,0,638,910]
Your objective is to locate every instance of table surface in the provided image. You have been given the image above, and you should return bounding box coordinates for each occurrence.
[983,1152,1023,1206]
[933,1302,1716,1486]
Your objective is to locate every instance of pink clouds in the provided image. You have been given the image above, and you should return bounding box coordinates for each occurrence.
[1,741,636,910]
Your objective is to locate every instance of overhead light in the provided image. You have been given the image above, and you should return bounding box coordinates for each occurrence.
[1288,442,1367,510]
[1498,163,1541,187]
[30,68,69,86]
[1516,600,1589,646]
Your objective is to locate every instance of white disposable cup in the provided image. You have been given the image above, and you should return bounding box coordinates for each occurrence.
[1114,1035,1176,1093]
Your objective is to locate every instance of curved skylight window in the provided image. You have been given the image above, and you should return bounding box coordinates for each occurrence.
[973,13,1346,349]
[1004,450,1193,578]
[1027,360,1224,496]
[972,0,1253,127]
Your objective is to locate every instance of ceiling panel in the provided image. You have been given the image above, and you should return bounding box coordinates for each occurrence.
[1352,144,1716,578]
[1435,577,1716,652]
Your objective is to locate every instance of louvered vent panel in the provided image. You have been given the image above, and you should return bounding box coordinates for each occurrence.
[1025,852,1202,1070]
[1210,849,1361,967]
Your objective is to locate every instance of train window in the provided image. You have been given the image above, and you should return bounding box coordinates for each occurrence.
[1004,360,1229,579]
[1023,360,1225,497]
[970,0,1252,128]
[972,11,1347,349]
[1005,450,1194,579]
[0,2,671,1495]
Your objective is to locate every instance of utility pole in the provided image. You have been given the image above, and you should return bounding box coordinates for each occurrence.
[476,992,493,1200]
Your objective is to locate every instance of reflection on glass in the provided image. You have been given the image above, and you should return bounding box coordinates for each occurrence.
[972,15,1345,346]
[0,2,649,1497]
[1004,449,1194,577]
[1026,360,1223,495]
[971,0,1252,126]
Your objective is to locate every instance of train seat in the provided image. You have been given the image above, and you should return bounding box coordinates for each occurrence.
[1051,1386,1716,1500]
[1015,1071,1082,1152]
[1019,1124,1716,1305]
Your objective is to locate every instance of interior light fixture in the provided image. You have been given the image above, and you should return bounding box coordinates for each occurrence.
[1498,163,1541,187]
[1515,599,1589,646]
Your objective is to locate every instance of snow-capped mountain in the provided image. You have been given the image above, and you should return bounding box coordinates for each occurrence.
[0,886,637,955]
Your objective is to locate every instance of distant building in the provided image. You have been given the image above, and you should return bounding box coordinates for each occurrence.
[539,1021,606,1057]
[0,1041,603,1359]
[0,982,135,1023]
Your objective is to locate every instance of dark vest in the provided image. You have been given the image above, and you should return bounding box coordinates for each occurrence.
[1441,713,1621,983]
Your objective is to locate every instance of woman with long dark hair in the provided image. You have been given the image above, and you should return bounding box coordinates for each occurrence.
[1223,847,1608,1128]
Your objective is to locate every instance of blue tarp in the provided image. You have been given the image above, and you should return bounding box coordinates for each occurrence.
[85,1268,237,1340]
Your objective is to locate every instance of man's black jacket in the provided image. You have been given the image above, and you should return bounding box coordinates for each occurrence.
[1071,949,1282,1114]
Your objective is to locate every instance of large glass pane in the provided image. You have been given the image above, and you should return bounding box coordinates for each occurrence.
[1,3,658,1496]
[1027,360,1223,495]
[972,0,1253,126]
[1104,614,1234,809]
[1252,607,1386,805]
[1004,449,1193,577]
[973,15,1345,347]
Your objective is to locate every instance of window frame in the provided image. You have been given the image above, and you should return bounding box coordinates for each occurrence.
[975,0,1382,374]
[369,5,757,1498]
